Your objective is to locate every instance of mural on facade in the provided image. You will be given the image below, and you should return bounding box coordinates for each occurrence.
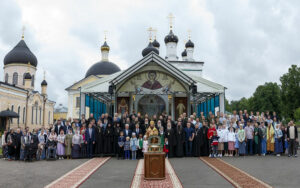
[119,70,186,94]
[175,97,187,119]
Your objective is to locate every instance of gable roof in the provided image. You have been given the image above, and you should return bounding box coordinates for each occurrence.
[110,52,195,86]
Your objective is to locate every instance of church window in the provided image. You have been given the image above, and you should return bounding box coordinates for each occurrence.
[5,73,8,83]
[13,72,18,85]
[23,107,26,124]
[11,105,14,123]
[48,111,51,124]
[39,107,42,124]
[17,106,20,124]
[31,106,34,124]
[36,106,38,124]
[23,73,26,85]
[31,75,35,87]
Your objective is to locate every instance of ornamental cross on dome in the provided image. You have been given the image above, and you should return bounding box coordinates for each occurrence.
[167,13,175,29]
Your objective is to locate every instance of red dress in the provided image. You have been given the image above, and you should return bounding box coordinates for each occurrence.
[163,144,169,153]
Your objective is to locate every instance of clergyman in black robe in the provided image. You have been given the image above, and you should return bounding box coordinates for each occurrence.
[199,122,209,156]
[104,123,114,154]
[113,123,122,155]
[175,122,185,157]
[95,123,104,156]
[193,124,201,157]
[165,122,176,158]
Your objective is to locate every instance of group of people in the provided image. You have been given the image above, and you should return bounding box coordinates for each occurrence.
[0,110,298,161]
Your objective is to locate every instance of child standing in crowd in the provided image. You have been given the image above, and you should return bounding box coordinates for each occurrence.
[163,138,169,158]
[142,135,148,153]
[118,131,125,160]
[234,128,239,157]
[130,133,138,160]
[81,129,87,158]
[217,124,224,157]
[137,133,143,159]
[238,124,246,156]
[223,124,229,157]
[124,136,130,160]
[211,131,219,158]
[57,129,66,160]
[275,124,283,156]
[228,127,235,157]
[208,124,216,157]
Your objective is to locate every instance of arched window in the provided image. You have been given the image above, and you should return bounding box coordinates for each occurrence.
[31,75,34,87]
[17,106,20,124]
[11,105,14,123]
[5,73,8,83]
[13,72,18,85]
[23,107,26,124]
[23,73,26,85]
[39,107,42,124]
[48,111,51,124]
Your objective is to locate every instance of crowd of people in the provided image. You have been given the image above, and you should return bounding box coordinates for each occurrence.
[0,110,298,161]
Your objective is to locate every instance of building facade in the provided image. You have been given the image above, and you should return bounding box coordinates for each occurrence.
[0,36,55,131]
[66,26,225,121]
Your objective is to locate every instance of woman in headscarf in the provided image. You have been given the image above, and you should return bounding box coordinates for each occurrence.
[65,128,73,159]
[72,128,82,159]
[6,129,15,161]
[57,129,66,159]
[238,124,246,156]
[274,124,283,156]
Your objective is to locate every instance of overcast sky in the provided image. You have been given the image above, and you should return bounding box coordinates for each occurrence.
[0,0,299,107]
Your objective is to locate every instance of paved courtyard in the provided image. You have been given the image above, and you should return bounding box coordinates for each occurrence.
[0,156,299,188]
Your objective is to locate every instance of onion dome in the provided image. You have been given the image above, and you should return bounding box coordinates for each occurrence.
[164,30,178,44]
[85,61,120,78]
[185,39,194,48]
[101,41,110,51]
[152,39,160,48]
[142,42,159,57]
[41,80,48,86]
[181,49,187,57]
[24,72,32,80]
[4,39,37,67]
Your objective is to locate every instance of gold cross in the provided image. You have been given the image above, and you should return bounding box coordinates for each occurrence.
[22,26,26,40]
[147,27,153,42]
[43,70,46,80]
[167,13,175,29]
[104,30,108,41]
[188,29,191,39]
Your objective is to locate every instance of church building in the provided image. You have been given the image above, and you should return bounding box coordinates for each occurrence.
[0,34,55,131]
[66,22,226,120]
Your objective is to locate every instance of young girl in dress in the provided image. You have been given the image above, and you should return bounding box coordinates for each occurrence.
[81,129,87,158]
[130,133,138,160]
[137,133,143,159]
[142,135,148,153]
[57,129,66,159]
[217,124,224,157]
[234,127,239,156]
[124,136,130,160]
[163,137,169,158]
[228,127,235,157]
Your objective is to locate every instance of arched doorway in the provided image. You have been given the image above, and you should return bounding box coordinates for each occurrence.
[138,95,165,117]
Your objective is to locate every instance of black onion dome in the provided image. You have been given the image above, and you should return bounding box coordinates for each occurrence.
[152,39,160,48]
[164,30,178,43]
[142,42,159,57]
[41,80,48,86]
[185,39,194,48]
[4,40,38,67]
[101,41,110,51]
[181,49,187,57]
[85,61,120,78]
[24,72,32,79]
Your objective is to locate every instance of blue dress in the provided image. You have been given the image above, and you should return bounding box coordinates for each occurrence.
[235,133,239,149]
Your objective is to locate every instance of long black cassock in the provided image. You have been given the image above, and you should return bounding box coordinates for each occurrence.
[193,127,201,157]
[95,125,104,156]
[104,124,114,154]
[165,128,176,158]
[175,126,185,157]
[199,126,209,156]
[113,125,122,154]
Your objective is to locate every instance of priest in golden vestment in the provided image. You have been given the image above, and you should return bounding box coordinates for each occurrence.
[146,121,158,137]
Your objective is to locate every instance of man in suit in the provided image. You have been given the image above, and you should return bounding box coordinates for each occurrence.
[123,124,132,138]
[85,122,95,158]
[54,119,66,135]
[133,123,143,137]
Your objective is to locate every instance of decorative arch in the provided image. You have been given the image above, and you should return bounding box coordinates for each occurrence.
[13,72,18,85]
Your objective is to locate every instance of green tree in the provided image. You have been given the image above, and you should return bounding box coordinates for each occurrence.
[280,65,300,119]
[250,82,282,116]
[294,107,300,122]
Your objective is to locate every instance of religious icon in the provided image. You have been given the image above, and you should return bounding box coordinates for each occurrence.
[176,99,186,116]
[117,97,129,114]
[142,71,162,90]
